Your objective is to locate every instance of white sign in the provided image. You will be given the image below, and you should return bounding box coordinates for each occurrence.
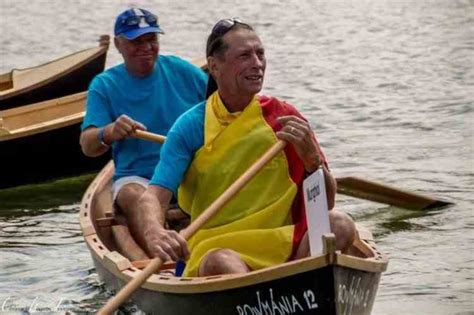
[303,168,331,255]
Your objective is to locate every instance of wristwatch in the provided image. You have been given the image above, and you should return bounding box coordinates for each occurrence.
[98,127,110,148]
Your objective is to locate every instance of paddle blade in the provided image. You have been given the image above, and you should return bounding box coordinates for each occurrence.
[336,176,453,210]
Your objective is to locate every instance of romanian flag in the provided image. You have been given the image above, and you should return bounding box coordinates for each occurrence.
[178,92,326,277]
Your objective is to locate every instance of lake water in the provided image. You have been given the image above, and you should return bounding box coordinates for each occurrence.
[0,0,473,314]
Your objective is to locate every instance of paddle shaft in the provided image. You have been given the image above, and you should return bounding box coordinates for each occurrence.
[181,140,286,239]
[98,140,287,315]
[97,257,163,315]
[133,129,165,143]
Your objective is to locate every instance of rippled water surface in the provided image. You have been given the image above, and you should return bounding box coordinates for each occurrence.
[1,0,473,314]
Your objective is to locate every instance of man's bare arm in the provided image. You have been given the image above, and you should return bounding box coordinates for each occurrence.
[130,185,189,261]
[79,114,147,157]
[80,126,110,157]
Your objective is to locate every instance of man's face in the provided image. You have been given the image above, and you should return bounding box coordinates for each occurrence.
[214,29,266,100]
[115,32,159,76]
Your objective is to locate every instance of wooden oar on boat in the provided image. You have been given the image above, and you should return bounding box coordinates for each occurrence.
[98,136,287,315]
[336,176,452,210]
[133,130,451,210]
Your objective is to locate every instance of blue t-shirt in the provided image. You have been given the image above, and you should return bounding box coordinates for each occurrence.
[81,55,207,182]
[150,101,206,196]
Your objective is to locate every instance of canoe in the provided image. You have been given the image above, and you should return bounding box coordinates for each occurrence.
[0,35,109,111]
[0,92,109,189]
[80,161,389,315]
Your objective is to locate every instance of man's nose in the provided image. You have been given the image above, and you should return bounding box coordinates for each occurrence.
[137,41,157,50]
[251,53,264,67]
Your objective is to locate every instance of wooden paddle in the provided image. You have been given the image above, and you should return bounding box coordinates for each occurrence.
[132,130,165,143]
[336,177,452,210]
[98,137,287,314]
[133,130,451,210]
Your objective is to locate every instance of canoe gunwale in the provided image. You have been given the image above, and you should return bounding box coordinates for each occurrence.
[0,37,109,99]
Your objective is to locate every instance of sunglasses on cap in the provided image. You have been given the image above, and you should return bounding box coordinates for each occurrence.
[121,13,158,27]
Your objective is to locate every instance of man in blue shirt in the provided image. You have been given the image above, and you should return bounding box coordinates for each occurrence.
[80,8,207,221]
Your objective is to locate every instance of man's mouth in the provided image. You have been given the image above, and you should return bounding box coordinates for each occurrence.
[245,74,263,82]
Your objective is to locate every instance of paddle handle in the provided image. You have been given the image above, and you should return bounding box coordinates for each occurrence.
[98,257,163,315]
[133,129,165,143]
[98,137,286,314]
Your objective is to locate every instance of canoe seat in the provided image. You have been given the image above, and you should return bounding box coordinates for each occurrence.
[94,212,150,262]
[96,211,118,227]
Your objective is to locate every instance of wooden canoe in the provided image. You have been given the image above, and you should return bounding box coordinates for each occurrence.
[0,35,109,111]
[0,92,109,189]
[80,162,389,315]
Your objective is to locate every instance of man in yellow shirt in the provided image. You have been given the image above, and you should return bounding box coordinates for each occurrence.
[134,19,356,276]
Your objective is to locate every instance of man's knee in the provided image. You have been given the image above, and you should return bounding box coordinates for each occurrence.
[329,210,356,252]
[116,183,146,213]
[199,249,249,276]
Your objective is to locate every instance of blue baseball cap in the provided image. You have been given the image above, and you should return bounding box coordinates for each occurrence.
[114,8,165,40]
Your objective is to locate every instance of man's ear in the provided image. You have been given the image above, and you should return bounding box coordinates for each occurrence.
[207,56,219,77]
[114,37,122,53]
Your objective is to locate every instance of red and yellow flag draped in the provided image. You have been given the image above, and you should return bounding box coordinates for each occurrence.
[178,92,326,276]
